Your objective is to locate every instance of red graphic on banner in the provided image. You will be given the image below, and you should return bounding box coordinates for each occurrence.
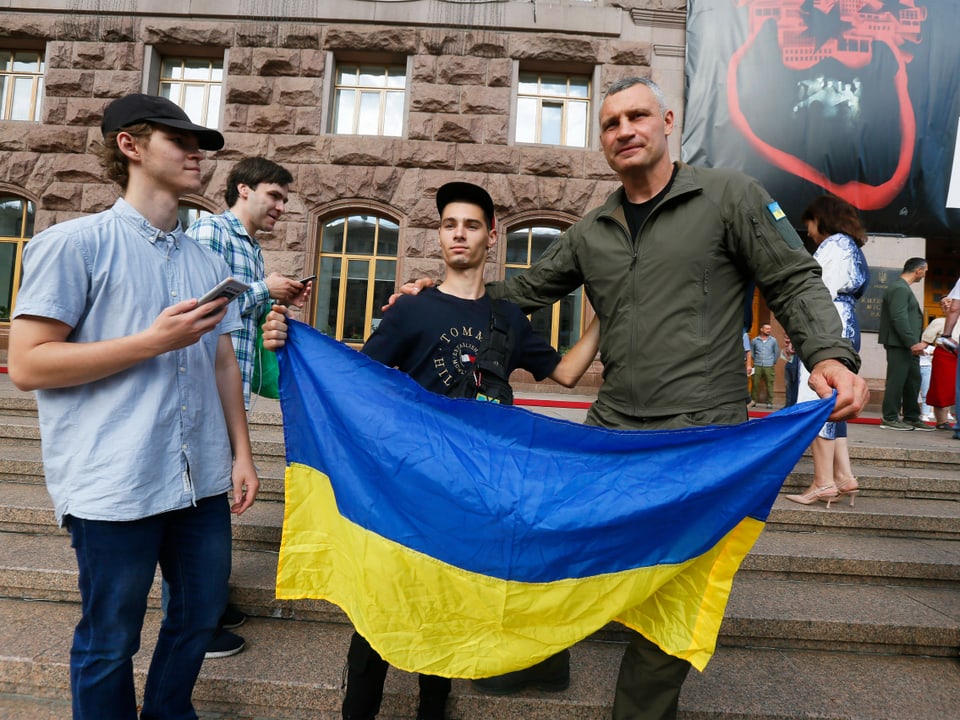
[727,0,927,209]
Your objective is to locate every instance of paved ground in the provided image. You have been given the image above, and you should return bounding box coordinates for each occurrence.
[5,372,957,454]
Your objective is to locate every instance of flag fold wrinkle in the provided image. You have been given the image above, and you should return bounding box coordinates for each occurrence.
[274,320,833,676]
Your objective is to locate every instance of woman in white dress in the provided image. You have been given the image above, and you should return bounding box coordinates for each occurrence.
[787,196,869,507]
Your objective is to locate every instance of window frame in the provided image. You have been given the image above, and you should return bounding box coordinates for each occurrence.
[327,55,410,138]
[511,64,598,150]
[143,45,226,131]
[0,188,38,325]
[0,45,45,122]
[499,212,589,352]
[305,201,404,346]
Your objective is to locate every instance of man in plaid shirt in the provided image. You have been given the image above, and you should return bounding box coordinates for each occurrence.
[187,157,309,409]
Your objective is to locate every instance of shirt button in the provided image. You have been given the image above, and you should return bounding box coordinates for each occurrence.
[180,367,186,373]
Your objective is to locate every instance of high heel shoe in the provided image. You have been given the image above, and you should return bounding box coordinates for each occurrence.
[785,483,839,508]
[834,478,859,507]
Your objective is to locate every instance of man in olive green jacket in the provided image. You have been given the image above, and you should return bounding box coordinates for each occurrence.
[878,257,930,430]
[401,77,870,720]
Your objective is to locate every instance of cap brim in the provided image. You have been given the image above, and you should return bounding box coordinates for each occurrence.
[145,117,225,151]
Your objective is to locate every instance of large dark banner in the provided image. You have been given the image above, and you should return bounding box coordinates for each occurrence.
[682,1,960,237]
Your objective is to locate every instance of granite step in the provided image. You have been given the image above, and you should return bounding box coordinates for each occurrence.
[783,459,960,500]
[3,525,957,656]
[0,596,957,720]
[766,494,960,540]
[4,478,960,547]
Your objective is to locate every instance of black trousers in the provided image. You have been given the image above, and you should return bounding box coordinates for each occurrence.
[342,631,450,720]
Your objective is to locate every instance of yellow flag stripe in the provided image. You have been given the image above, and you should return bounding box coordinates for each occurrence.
[276,463,763,675]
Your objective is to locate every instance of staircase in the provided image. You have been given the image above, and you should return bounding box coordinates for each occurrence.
[0,385,958,719]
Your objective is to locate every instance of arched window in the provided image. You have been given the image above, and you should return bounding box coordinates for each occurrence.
[177,201,213,231]
[0,194,35,322]
[504,222,585,352]
[312,212,399,344]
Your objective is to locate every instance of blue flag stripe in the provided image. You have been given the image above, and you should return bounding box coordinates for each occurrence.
[278,320,833,584]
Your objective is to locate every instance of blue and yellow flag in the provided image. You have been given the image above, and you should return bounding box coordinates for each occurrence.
[275,320,833,675]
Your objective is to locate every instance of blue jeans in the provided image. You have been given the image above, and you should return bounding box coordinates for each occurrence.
[67,494,232,720]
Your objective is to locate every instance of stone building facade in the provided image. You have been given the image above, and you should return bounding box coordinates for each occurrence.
[0,0,688,390]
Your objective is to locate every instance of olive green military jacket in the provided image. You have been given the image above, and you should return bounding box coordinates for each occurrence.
[490,162,860,419]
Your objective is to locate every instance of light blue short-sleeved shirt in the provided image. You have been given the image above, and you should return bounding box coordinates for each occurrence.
[14,198,243,525]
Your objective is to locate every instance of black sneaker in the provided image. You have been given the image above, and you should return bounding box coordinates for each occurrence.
[879,420,914,431]
[220,604,247,630]
[204,628,245,659]
[906,420,935,432]
[471,649,570,695]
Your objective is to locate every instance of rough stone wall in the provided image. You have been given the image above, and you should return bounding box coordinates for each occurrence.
[0,12,649,279]
[0,10,655,387]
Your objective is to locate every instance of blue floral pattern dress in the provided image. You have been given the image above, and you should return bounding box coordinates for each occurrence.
[797,232,869,439]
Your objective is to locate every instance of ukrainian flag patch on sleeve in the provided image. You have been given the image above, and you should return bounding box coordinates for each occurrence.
[767,201,787,221]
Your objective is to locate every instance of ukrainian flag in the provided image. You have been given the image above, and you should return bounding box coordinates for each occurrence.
[275,320,833,676]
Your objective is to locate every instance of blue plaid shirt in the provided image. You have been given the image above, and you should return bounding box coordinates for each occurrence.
[187,211,272,408]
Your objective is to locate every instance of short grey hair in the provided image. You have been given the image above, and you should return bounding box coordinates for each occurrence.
[603,77,668,115]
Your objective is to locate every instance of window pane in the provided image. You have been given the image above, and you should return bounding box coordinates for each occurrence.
[160,82,181,103]
[568,78,590,98]
[518,72,538,94]
[377,219,399,256]
[565,100,588,147]
[530,227,561,260]
[342,259,370,343]
[0,76,7,117]
[23,200,34,236]
[337,65,358,85]
[516,97,537,144]
[161,60,181,80]
[558,292,582,351]
[177,205,212,230]
[11,77,34,121]
[357,92,381,135]
[182,59,211,81]
[346,215,377,255]
[333,89,356,134]
[0,199,23,236]
[317,256,341,336]
[34,77,42,121]
[540,102,562,145]
[206,85,221,129]
[371,259,396,325]
[383,91,404,137]
[386,67,406,89]
[12,52,40,72]
[0,241,16,320]
[530,306,554,344]
[181,85,206,125]
[358,66,385,88]
[322,217,345,253]
[505,229,530,264]
[0,52,10,70]
[540,75,567,97]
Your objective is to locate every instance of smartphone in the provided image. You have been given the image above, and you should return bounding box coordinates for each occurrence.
[298,275,317,284]
[197,277,250,307]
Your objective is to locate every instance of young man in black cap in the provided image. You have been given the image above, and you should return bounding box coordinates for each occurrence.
[262,181,599,720]
[8,93,258,720]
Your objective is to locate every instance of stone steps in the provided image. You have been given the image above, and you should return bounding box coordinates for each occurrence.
[1,595,957,720]
[2,389,959,718]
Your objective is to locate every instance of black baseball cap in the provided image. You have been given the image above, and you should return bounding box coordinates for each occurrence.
[101,93,225,151]
[436,181,495,229]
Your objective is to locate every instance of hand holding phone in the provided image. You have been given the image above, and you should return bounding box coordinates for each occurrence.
[298,275,316,285]
[197,278,250,310]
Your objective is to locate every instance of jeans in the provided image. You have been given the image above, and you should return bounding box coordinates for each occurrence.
[67,494,232,720]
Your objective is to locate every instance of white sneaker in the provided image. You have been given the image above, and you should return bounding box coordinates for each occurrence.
[921,414,935,422]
